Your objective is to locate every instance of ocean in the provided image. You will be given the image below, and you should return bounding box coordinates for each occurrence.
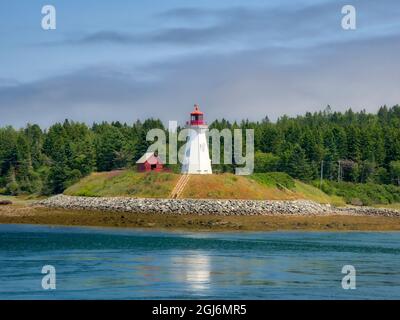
[0,224,399,299]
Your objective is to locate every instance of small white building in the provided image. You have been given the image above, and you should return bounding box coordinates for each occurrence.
[181,105,212,174]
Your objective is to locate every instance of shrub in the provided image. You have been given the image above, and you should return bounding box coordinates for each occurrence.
[317,180,400,206]
[5,181,19,195]
[254,152,280,173]
[250,172,295,190]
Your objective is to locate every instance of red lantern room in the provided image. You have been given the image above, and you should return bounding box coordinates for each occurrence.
[190,104,205,126]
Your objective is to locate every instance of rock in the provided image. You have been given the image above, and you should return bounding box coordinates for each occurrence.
[34,194,400,217]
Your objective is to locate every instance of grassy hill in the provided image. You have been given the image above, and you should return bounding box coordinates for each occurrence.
[64,170,345,205]
[64,170,179,198]
[316,180,400,206]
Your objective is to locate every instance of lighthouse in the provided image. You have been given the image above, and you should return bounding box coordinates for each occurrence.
[181,104,212,174]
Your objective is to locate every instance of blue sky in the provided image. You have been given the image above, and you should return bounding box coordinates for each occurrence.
[1,0,400,127]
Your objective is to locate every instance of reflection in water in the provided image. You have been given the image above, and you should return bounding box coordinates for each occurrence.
[172,252,210,292]
[1,225,400,299]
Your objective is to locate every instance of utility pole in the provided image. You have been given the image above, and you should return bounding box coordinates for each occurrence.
[320,160,324,189]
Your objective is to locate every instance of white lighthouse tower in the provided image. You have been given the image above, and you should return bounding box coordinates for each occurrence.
[181,104,212,174]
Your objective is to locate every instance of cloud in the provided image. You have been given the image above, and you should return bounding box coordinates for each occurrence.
[157,7,216,20]
[2,1,400,127]
[1,30,400,128]
[74,26,224,45]
[0,78,20,87]
[46,1,400,52]
[78,31,138,44]
[0,67,159,127]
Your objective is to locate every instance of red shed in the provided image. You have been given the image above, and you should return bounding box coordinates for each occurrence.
[136,152,164,172]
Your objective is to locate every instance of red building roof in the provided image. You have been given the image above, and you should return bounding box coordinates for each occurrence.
[136,152,162,165]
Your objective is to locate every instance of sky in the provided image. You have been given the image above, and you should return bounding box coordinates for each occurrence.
[0,0,400,127]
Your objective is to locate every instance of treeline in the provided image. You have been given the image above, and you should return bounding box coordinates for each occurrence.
[1,105,400,196]
[0,119,163,195]
[211,105,400,184]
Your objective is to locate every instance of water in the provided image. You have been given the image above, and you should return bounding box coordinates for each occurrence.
[0,224,399,299]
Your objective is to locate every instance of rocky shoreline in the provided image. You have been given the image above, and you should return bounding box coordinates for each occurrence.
[37,195,400,217]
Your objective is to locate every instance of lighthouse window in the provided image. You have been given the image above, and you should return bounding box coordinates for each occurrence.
[191,114,203,122]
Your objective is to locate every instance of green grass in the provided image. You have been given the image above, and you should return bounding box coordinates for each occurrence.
[64,170,344,205]
[248,172,345,205]
[249,172,296,190]
[372,203,400,210]
[294,181,345,206]
[317,180,400,206]
[64,170,179,198]
[0,194,45,205]
[182,173,294,200]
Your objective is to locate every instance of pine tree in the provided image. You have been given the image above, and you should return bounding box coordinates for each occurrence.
[95,124,125,171]
[281,144,313,181]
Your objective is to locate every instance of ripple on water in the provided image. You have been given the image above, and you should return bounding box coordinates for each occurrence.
[0,224,399,299]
